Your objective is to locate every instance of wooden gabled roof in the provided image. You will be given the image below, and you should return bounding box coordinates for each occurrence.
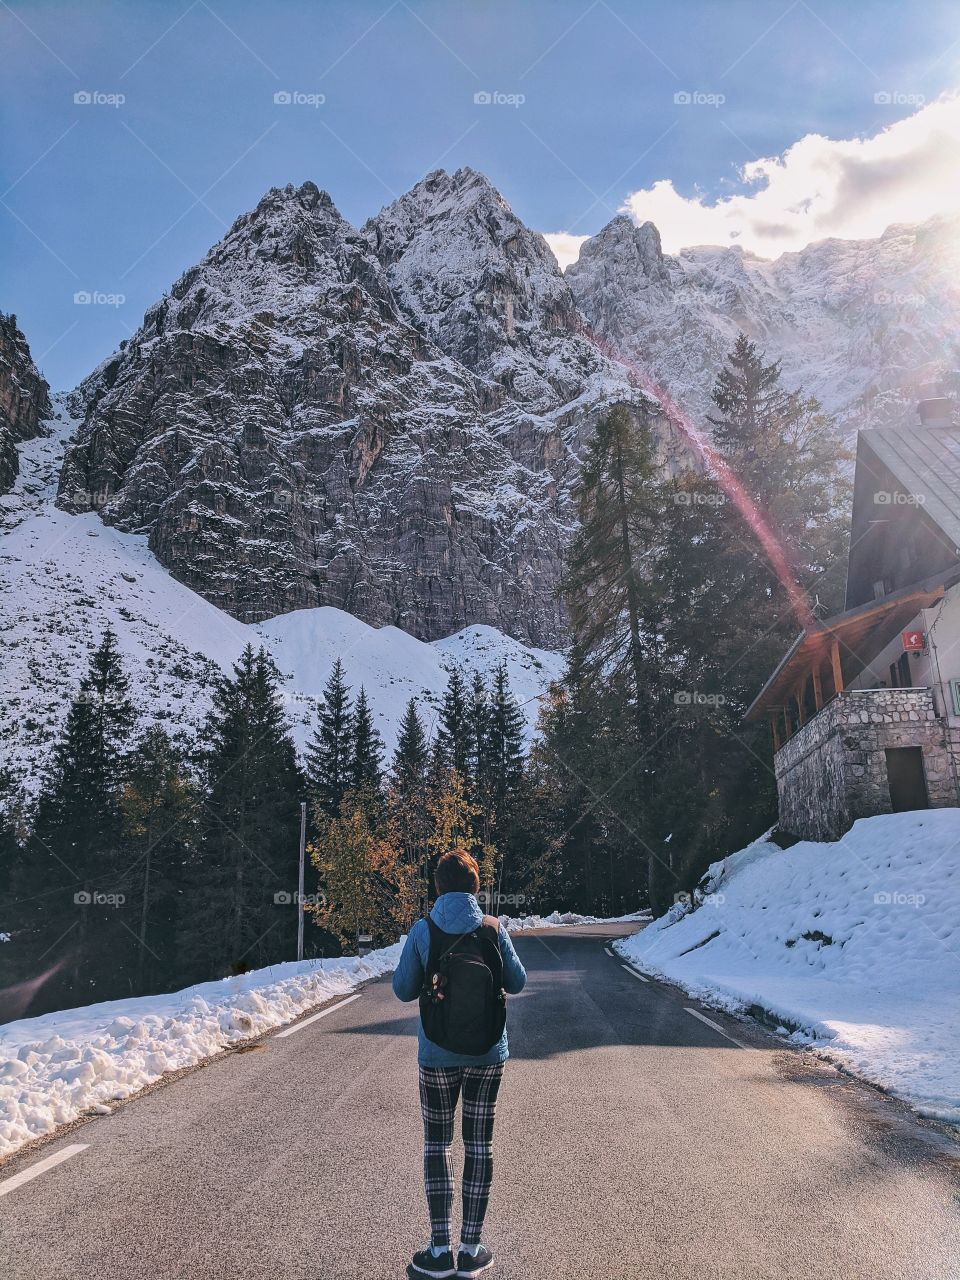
[744,568,958,721]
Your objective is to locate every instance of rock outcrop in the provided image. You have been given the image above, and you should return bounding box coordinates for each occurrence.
[566,211,960,433]
[59,172,685,645]
[0,314,51,495]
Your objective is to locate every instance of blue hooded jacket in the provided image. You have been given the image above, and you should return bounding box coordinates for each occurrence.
[392,892,527,1066]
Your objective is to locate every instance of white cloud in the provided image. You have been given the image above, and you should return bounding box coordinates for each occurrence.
[542,231,590,270]
[621,93,960,257]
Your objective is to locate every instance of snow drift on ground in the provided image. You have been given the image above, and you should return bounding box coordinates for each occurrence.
[0,411,564,793]
[0,908,649,1159]
[0,943,402,1159]
[616,810,960,1124]
[500,909,650,930]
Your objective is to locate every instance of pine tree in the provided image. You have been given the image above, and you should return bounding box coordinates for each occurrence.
[466,671,497,895]
[392,699,430,796]
[487,665,525,819]
[388,699,432,912]
[707,331,850,607]
[644,335,850,910]
[435,669,471,779]
[0,767,21,900]
[559,405,669,908]
[350,686,385,796]
[191,646,303,977]
[13,630,138,1007]
[467,671,490,782]
[530,669,648,916]
[118,727,197,993]
[485,664,527,901]
[562,405,670,730]
[305,659,355,817]
[528,349,850,920]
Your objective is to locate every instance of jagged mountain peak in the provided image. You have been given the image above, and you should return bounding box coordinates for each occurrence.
[381,166,518,225]
[568,215,672,291]
[53,168,674,646]
[362,165,559,283]
[568,209,960,433]
[362,168,600,405]
[152,178,396,335]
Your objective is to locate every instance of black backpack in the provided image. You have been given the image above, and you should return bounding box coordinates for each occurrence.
[419,914,507,1056]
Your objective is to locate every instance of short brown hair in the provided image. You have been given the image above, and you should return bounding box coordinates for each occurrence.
[434,849,481,896]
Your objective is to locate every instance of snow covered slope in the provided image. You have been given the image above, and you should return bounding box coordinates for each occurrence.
[0,943,401,1158]
[0,406,563,792]
[616,810,960,1125]
[567,213,960,434]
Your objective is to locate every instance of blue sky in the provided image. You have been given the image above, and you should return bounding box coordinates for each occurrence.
[3,0,959,387]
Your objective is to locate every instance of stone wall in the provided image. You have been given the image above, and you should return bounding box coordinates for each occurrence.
[775,688,959,841]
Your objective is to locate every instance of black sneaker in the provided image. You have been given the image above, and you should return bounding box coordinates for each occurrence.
[410,1246,457,1278]
[456,1246,494,1276]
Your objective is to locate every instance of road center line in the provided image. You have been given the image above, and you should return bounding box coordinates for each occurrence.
[621,963,648,982]
[274,992,361,1038]
[0,1144,88,1198]
[684,1006,749,1049]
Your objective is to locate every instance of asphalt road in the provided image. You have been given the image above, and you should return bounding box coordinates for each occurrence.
[1,923,958,1280]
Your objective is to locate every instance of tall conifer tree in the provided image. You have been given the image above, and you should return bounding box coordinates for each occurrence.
[192,646,302,976]
[350,686,385,796]
[306,659,355,817]
[436,669,471,779]
[16,629,137,1005]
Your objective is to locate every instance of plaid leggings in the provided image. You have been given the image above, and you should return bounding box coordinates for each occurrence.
[418,1063,504,1249]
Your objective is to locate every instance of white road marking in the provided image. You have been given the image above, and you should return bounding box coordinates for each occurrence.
[684,1007,749,1049]
[621,963,648,982]
[0,1144,88,1198]
[274,992,362,1038]
[534,935,563,961]
[604,946,614,957]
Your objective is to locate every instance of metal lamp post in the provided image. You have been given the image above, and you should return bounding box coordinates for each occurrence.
[297,800,306,962]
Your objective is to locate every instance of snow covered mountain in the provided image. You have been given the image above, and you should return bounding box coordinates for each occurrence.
[0,409,563,795]
[7,168,960,791]
[58,170,685,649]
[567,212,960,432]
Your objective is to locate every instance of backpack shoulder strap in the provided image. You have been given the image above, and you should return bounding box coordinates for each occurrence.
[424,916,445,971]
[478,914,505,985]
[479,914,502,943]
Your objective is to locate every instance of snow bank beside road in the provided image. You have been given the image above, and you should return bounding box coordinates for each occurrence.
[616,810,960,1124]
[501,909,650,930]
[0,944,402,1159]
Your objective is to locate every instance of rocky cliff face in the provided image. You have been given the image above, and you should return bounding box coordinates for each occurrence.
[59,171,684,646]
[567,212,960,434]
[0,314,51,495]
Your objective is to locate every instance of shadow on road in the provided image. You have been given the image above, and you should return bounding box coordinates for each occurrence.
[332,931,756,1060]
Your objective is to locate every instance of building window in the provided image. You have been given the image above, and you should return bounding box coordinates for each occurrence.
[951,679,960,716]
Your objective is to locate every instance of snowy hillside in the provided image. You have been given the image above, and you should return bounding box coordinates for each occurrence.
[616,810,960,1125]
[0,406,563,792]
[567,212,960,433]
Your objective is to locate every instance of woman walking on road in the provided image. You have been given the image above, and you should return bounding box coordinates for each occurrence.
[392,850,527,1278]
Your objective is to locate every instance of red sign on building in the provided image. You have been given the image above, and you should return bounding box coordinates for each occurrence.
[901,629,924,652]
